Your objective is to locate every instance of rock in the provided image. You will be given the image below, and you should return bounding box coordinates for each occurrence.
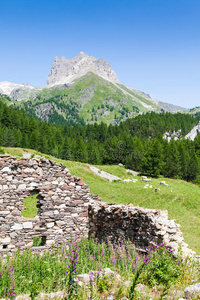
[184,283,200,299]
[23,222,33,229]
[23,168,35,173]
[77,273,90,283]
[37,291,64,299]
[47,222,54,228]
[11,223,23,230]
[106,296,114,300]
[124,281,131,287]
[78,180,85,186]
[135,283,147,291]
[46,53,120,87]
[1,167,11,173]
[16,295,31,300]
[1,237,11,244]
[123,179,132,183]
[18,184,26,190]
[0,211,10,215]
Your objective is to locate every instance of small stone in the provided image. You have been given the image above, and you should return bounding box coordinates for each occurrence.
[77,273,90,283]
[18,184,26,190]
[23,222,33,229]
[0,211,10,215]
[11,223,23,230]
[23,168,35,173]
[1,237,11,244]
[78,180,85,186]
[47,222,54,228]
[16,295,31,300]
[1,167,11,173]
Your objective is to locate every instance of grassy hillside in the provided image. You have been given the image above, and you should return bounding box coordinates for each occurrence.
[11,73,160,125]
[3,147,200,254]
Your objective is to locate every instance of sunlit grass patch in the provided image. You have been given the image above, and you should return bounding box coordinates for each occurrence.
[22,194,39,218]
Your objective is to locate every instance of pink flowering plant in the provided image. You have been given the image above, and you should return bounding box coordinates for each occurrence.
[0,237,197,299]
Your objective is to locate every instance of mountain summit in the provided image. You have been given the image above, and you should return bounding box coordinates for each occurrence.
[46,52,120,87]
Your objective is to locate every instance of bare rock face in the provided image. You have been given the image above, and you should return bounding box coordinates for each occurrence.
[46,52,120,87]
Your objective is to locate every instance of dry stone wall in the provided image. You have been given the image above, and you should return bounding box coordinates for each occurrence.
[0,154,195,257]
[88,203,195,257]
[0,154,100,253]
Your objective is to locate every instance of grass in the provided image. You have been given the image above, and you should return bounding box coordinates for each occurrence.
[2,147,200,254]
[21,194,39,218]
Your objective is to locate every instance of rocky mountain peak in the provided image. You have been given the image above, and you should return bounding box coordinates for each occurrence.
[46,52,120,87]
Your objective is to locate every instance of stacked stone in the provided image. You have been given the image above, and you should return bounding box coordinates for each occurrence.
[0,154,99,254]
[0,154,195,258]
[88,203,195,257]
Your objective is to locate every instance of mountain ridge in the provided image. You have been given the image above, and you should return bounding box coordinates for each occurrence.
[0,52,190,125]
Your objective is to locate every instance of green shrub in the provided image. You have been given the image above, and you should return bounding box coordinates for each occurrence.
[141,244,184,296]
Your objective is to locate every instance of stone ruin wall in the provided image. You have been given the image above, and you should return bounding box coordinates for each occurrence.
[0,154,195,257]
[88,204,195,257]
[0,154,100,253]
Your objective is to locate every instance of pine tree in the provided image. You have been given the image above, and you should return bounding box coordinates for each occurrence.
[187,152,199,182]
[142,138,164,177]
[164,141,181,178]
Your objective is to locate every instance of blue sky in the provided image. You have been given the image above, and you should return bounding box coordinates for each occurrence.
[0,0,200,108]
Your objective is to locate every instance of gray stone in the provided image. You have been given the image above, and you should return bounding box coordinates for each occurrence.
[23,222,33,229]
[1,237,11,244]
[0,211,10,215]
[47,222,54,228]
[1,167,11,173]
[23,168,35,173]
[30,182,38,187]
[18,184,26,190]
[184,283,200,299]
[11,223,23,230]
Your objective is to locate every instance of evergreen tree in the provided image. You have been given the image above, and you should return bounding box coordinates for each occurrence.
[142,138,164,177]
[187,152,199,182]
[164,141,181,178]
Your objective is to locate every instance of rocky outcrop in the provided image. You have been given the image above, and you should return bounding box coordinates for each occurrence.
[46,52,120,87]
[185,121,200,141]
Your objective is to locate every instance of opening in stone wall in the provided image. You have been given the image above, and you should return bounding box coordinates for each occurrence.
[22,189,45,218]
[32,236,46,247]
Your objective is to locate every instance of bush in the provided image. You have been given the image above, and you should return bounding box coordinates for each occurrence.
[141,244,184,295]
